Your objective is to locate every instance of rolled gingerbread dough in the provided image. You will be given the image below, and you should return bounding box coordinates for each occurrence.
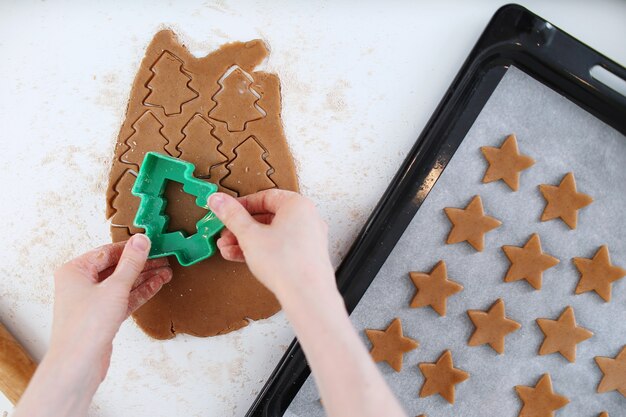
[105,30,299,339]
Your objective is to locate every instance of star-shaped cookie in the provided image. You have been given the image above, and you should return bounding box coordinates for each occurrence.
[365,318,418,372]
[467,298,521,354]
[502,234,559,290]
[444,195,501,251]
[598,412,609,417]
[573,245,626,302]
[595,345,626,397]
[515,373,569,417]
[409,260,463,317]
[536,306,593,363]
[539,172,592,229]
[418,350,469,404]
[481,134,535,191]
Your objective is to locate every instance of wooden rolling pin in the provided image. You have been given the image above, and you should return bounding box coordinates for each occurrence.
[0,322,37,405]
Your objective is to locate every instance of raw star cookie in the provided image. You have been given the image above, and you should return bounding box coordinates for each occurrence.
[595,346,626,397]
[536,306,592,363]
[539,172,592,229]
[444,195,501,251]
[409,260,463,317]
[515,374,569,417]
[418,350,469,404]
[502,234,559,290]
[573,245,626,302]
[481,134,535,191]
[365,318,418,372]
[105,30,299,339]
[467,298,521,354]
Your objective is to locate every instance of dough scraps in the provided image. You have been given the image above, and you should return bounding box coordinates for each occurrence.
[481,134,535,191]
[502,233,559,290]
[539,172,592,229]
[418,350,469,405]
[444,195,501,251]
[595,345,626,397]
[365,318,418,372]
[515,373,569,417]
[105,30,299,339]
[467,298,521,354]
[409,260,463,317]
[536,306,592,363]
[573,245,626,302]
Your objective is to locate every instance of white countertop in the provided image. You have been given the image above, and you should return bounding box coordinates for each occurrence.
[0,1,624,416]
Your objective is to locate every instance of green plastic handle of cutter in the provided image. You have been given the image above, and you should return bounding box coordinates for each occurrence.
[131,152,224,266]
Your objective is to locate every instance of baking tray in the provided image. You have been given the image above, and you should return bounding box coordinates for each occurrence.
[246,4,626,417]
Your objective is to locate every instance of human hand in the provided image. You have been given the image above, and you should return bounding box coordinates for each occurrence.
[49,235,172,380]
[208,190,335,298]
[14,235,172,417]
[209,191,407,417]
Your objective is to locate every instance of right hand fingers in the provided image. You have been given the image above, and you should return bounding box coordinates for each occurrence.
[209,193,260,239]
[217,240,246,262]
[238,189,298,215]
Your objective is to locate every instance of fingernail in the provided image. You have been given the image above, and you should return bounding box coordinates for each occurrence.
[131,234,150,251]
[209,193,225,212]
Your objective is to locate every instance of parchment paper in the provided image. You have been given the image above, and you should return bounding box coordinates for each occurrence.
[286,66,626,417]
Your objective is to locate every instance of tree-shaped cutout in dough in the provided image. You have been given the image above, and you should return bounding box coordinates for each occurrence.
[143,51,199,116]
[209,67,265,132]
[177,114,228,177]
[221,136,276,196]
[110,170,144,235]
[120,111,171,168]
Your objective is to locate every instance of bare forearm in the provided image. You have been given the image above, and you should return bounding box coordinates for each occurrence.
[14,349,101,417]
[278,267,407,417]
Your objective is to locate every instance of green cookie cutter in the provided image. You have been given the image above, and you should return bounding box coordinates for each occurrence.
[131,152,224,266]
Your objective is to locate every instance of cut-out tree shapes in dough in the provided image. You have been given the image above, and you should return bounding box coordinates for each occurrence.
[144,51,198,116]
[105,30,299,339]
[120,111,170,168]
[210,67,265,132]
[177,114,228,177]
[110,170,143,234]
[595,346,626,397]
[515,374,569,417]
[221,136,276,196]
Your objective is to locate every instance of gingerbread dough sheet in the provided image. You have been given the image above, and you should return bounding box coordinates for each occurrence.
[106,30,299,339]
[287,67,626,416]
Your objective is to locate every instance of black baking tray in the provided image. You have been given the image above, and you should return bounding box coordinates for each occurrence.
[246,4,626,416]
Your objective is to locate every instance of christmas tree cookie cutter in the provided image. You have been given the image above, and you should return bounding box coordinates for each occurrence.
[131,152,224,266]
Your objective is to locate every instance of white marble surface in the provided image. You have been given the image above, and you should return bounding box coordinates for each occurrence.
[0,1,624,416]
